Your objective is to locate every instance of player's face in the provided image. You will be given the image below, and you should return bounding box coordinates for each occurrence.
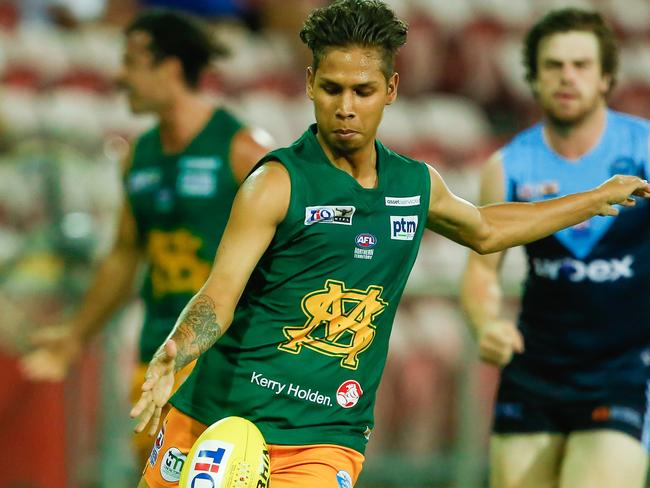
[307,46,398,155]
[117,31,174,114]
[534,31,610,125]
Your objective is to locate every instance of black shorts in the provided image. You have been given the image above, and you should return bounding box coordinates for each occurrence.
[493,381,650,448]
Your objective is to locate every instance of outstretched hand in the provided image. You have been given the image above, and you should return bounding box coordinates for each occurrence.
[597,175,650,216]
[130,339,177,436]
[20,324,81,381]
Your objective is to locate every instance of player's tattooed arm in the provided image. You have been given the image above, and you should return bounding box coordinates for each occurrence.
[166,294,223,370]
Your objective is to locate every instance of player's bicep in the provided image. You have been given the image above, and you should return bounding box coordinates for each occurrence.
[472,151,508,266]
[425,165,485,247]
[202,161,290,309]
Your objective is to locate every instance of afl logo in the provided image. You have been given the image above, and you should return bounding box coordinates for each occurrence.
[336,380,363,408]
[355,233,377,249]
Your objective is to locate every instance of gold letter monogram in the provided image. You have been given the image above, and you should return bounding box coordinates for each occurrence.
[278,280,388,369]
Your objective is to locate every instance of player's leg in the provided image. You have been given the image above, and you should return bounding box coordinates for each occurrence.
[268,444,364,487]
[490,433,564,488]
[559,430,648,488]
[140,407,207,488]
[131,361,196,468]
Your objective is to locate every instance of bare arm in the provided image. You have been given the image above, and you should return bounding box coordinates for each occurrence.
[460,152,523,365]
[131,161,290,433]
[71,200,142,341]
[229,127,274,184]
[163,161,289,370]
[21,156,142,380]
[426,164,650,255]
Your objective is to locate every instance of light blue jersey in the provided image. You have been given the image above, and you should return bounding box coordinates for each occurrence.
[501,110,650,401]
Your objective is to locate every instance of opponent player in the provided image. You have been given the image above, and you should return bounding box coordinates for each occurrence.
[131,2,650,487]
[461,8,650,488]
[20,10,271,466]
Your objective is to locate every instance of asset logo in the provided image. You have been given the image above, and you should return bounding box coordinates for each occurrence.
[305,206,355,225]
[390,215,418,240]
[160,447,186,482]
[385,195,420,207]
[187,443,232,487]
[336,380,363,408]
[354,233,377,260]
[336,469,353,488]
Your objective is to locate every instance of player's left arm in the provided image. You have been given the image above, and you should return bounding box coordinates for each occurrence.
[229,127,274,183]
[425,164,650,254]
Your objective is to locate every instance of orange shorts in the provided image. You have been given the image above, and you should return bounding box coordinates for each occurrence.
[142,407,365,487]
[131,361,195,467]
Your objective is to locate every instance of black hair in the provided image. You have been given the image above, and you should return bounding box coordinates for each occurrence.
[299,0,408,79]
[523,8,618,93]
[126,10,228,88]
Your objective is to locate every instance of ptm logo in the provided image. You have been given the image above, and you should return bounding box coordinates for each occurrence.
[390,216,418,240]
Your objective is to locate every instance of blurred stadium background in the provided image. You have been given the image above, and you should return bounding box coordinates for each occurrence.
[2,0,650,487]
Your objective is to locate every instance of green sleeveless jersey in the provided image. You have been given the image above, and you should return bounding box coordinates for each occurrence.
[171,125,431,454]
[125,108,244,361]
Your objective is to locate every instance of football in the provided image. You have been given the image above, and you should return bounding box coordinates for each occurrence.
[179,416,270,488]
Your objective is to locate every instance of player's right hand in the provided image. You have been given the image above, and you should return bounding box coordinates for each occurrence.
[20,324,81,381]
[130,339,177,437]
[596,174,650,216]
[476,319,524,366]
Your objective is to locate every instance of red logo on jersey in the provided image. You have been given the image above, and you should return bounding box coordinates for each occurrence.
[336,380,363,408]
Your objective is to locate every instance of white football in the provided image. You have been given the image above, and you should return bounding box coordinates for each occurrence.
[179,416,270,488]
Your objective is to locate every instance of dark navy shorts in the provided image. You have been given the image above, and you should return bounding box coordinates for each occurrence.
[493,381,650,449]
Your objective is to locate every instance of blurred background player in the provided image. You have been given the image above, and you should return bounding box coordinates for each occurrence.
[20,9,271,467]
[462,8,650,488]
[129,1,649,487]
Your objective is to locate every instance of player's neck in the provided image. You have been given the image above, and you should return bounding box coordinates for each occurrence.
[158,93,215,154]
[316,132,378,189]
[542,104,607,161]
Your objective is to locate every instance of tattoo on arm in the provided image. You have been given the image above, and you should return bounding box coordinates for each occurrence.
[170,294,223,370]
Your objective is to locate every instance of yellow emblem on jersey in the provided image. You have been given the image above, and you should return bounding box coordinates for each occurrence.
[147,229,211,297]
[278,279,388,370]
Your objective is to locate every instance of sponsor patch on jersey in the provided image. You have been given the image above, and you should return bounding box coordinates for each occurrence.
[592,406,642,428]
[250,371,333,407]
[305,206,356,225]
[494,402,523,419]
[336,469,353,488]
[354,233,376,260]
[149,425,165,466]
[178,160,218,198]
[160,447,186,482]
[385,195,420,206]
[187,443,232,487]
[533,255,634,282]
[336,380,363,408]
[515,180,559,200]
[128,168,161,193]
[390,215,418,240]
[609,157,644,178]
